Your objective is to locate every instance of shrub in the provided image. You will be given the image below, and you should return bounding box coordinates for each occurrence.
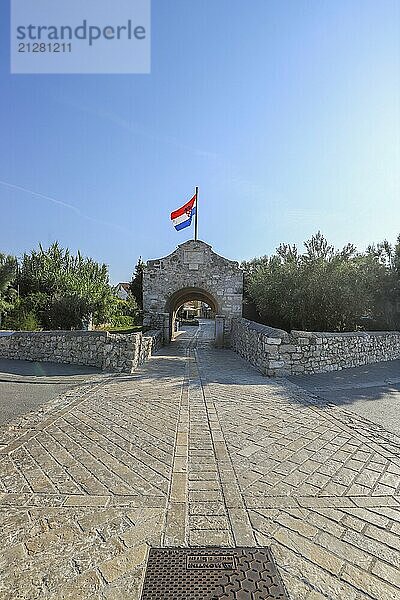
[110,314,135,329]
[4,304,40,331]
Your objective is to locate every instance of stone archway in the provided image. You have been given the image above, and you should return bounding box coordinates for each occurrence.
[142,240,243,345]
[166,286,219,341]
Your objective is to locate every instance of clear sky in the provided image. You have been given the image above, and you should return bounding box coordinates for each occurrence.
[1,0,399,283]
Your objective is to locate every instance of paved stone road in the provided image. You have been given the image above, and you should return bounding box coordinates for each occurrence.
[289,360,400,436]
[0,323,399,599]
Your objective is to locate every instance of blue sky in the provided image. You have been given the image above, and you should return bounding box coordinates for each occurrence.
[1,0,399,283]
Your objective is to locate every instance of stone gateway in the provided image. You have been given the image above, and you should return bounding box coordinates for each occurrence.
[142,240,244,344]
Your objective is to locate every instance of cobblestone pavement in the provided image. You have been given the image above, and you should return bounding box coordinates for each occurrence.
[1,323,399,599]
[288,360,400,436]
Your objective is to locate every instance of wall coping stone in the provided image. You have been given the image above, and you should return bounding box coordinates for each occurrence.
[4,330,108,338]
[291,329,400,338]
[236,318,289,340]
[236,319,400,341]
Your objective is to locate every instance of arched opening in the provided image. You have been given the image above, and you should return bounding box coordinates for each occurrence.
[166,287,219,342]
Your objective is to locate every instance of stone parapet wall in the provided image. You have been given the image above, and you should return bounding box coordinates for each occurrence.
[137,330,162,364]
[0,329,162,373]
[231,318,400,376]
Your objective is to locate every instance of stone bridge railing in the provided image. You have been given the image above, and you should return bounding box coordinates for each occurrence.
[231,317,400,376]
[0,329,162,373]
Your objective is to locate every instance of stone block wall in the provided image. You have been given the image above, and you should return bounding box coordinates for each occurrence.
[0,329,162,374]
[231,318,400,376]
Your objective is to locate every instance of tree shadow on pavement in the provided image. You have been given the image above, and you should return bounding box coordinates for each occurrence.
[0,358,102,379]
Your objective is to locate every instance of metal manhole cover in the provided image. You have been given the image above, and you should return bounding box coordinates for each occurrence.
[140,547,289,599]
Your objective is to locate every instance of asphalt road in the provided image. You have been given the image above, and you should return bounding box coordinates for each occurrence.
[289,359,400,436]
[0,358,102,426]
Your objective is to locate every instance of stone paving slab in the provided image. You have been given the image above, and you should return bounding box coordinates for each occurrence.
[288,359,400,436]
[0,346,185,600]
[0,325,399,599]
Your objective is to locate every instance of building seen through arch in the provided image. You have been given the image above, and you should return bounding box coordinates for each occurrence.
[176,300,215,322]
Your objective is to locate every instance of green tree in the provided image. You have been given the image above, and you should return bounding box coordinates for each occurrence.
[0,253,17,327]
[246,232,389,332]
[109,296,140,328]
[361,236,400,329]
[15,242,116,329]
[129,257,144,309]
[3,299,40,331]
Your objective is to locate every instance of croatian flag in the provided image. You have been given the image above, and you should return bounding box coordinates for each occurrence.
[170,194,196,231]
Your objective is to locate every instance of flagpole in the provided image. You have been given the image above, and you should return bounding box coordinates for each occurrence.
[194,186,199,241]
